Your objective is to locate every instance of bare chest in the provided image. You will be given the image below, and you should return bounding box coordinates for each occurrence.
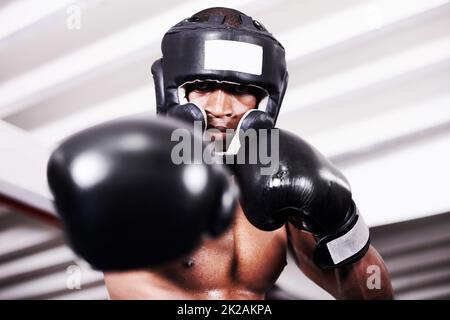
[166,209,288,293]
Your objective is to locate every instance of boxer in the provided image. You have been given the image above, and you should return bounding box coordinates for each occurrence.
[48,7,394,300]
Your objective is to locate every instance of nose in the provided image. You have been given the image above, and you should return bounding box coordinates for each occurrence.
[203,89,233,118]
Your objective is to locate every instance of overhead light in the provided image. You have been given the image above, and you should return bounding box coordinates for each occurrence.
[0,0,257,118]
[280,0,450,60]
[282,35,450,112]
[0,0,73,41]
[308,93,450,158]
[31,84,155,147]
[0,0,447,118]
[347,130,450,226]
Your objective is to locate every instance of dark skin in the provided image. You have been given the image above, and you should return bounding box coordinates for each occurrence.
[103,82,394,300]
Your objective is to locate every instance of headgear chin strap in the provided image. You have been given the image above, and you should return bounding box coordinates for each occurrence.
[151,11,288,130]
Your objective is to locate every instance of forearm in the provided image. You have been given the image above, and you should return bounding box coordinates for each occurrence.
[332,245,394,300]
[288,225,394,300]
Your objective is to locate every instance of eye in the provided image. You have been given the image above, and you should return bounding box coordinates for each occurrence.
[193,81,213,91]
[234,84,251,94]
[233,85,266,100]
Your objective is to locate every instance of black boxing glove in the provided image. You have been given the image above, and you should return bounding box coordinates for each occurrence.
[47,116,237,271]
[233,128,370,269]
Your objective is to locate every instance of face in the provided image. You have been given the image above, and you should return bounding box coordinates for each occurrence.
[185,81,264,143]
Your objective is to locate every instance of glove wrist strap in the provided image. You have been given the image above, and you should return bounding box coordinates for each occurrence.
[313,202,370,269]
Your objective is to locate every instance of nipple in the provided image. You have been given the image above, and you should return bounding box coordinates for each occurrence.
[183,258,195,268]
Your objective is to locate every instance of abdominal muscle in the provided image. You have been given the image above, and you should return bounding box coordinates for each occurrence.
[103,205,288,300]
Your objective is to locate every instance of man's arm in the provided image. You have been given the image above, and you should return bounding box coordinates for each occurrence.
[232,128,394,299]
[47,117,237,271]
[287,223,394,300]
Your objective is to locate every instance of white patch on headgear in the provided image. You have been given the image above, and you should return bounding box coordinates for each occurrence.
[204,40,263,75]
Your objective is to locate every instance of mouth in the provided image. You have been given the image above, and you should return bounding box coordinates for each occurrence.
[211,125,228,132]
[206,124,235,141]
[207,123,235,132]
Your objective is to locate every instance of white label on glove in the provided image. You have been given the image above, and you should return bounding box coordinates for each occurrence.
[326,215,370,264]
[204,40,263,75]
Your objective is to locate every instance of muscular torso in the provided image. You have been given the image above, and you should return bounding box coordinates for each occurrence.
[104,204,288,299]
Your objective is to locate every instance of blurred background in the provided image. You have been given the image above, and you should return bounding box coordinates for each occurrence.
[0,0,450,299]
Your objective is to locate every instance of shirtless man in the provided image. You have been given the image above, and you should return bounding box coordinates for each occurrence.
[48,7,394,300]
